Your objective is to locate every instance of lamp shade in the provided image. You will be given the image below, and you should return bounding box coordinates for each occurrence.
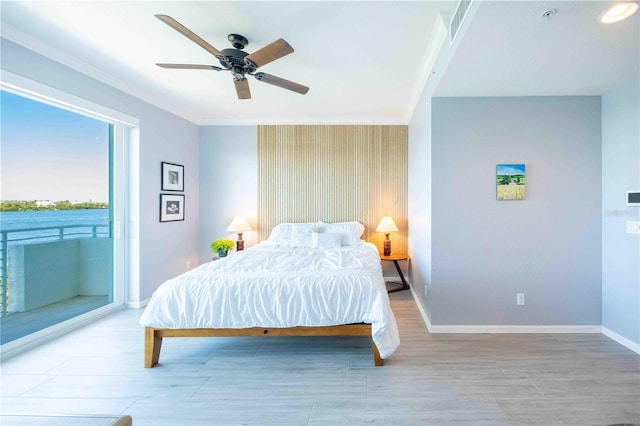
[376,216,399,233]
[226,217,252,233]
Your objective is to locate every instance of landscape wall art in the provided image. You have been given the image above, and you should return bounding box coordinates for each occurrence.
[496,164,526,200]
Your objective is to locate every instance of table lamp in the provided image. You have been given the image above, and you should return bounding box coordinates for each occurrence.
[226,217,252,251]
[376,216,399,256]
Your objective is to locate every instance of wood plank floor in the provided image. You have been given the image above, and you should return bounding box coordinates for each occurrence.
[1,291,638,425]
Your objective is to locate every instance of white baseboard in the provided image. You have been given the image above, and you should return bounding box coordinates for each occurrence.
[407,291,601,334]
[127,297,150,309]
[428,325,602,333]
[409,285,433,332]
[405,292,639,354]
[602,326,640,354]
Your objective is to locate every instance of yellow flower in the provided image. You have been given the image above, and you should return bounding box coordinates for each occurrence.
[210,239,234,252]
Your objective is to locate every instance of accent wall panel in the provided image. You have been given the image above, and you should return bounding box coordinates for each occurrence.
[258,125,407,254]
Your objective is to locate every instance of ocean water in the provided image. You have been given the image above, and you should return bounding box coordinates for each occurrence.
[0,209,110,244]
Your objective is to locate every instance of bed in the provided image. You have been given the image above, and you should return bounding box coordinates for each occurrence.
[139,221,400,367]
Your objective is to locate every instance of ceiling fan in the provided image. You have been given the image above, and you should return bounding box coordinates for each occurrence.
[154,14,309,100]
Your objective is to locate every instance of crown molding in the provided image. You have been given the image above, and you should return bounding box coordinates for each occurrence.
[1,23,200,125]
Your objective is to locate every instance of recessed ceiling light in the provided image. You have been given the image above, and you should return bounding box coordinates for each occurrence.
[599,2,639,24]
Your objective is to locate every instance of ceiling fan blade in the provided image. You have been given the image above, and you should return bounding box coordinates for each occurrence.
[155,14,223,58]
[245,39,294,68]
[254,72,309,95]
[156,63,221,70]
[234,78,251,99]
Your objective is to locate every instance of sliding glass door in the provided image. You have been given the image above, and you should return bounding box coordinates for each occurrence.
[0,89,119,345]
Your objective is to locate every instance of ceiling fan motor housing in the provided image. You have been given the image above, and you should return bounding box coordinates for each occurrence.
[227,33,248,49]
[219,48,254,73]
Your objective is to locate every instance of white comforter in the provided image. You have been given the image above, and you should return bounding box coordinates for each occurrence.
[139,241,400,358]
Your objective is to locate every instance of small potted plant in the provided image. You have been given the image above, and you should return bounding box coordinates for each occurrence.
[211,239,234,258]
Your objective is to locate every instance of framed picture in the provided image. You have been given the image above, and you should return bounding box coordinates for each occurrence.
[496,164,526,200]
[160,194,185,222]
[161,162,184,191]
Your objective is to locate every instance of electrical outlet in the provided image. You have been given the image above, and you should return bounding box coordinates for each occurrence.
[186,260,191,270]
[517,293,525,306]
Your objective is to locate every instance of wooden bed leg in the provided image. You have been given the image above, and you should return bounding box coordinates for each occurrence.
[372,341,384,366]
[144,327,163,368]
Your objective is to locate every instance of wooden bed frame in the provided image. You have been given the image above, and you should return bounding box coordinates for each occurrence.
[144,323,383,368]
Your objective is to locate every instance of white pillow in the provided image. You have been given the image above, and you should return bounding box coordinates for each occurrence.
[323,221,365,246]
[269,221,361,247]
[311,232,342,249]
[267,223,294,245]
[289,222,323,247]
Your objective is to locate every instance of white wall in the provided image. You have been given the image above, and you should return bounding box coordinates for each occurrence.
[1,38,200,303]
[407,80,433,321]
[602,76,640,346]
[199,126,258,264]
[430,96,602,326]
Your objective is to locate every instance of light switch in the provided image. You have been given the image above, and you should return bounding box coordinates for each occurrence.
[626,221,640,235]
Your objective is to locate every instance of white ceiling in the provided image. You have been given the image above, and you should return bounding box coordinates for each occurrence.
[1,1,638,125]
[0,1,454,125]
[436,0,639,97]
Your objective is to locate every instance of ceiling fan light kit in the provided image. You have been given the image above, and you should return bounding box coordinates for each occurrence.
[154,14,309,99]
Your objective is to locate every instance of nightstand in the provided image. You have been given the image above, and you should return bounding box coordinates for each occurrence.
[379,253,409,293]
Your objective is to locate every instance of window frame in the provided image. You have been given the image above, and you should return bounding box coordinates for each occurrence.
[0,70,139,358]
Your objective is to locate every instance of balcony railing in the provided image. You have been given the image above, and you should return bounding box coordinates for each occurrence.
[0,224,110,316]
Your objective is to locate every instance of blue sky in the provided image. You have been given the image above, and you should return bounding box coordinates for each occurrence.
[0,90,110,202]
[497,164,525,176]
